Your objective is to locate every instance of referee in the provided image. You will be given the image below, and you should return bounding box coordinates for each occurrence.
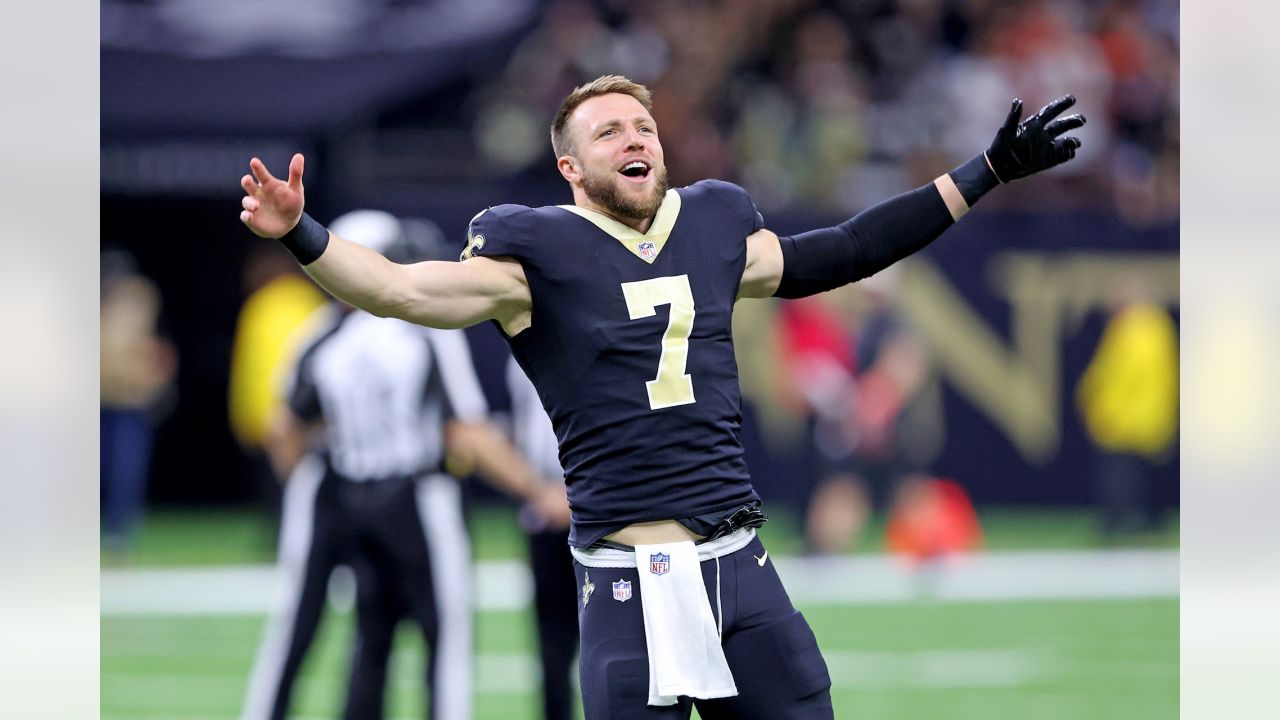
[241,210,562,720]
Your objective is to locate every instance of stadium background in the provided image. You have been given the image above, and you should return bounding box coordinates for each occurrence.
[100,1,1179,718]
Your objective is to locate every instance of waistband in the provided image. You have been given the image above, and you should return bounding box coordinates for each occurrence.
[570,527,756,568]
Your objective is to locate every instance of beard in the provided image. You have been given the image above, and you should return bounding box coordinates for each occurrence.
[581,164,670,221]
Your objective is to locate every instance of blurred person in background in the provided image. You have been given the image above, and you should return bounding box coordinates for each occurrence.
[239,75,1084,719]
[228,240,326,533]
[778,271,943,555]
[241,210,568,720]
[1092,0,1180,226]
[1075,271,1178,540]
[100,248,177,556]
[733,9,870,213]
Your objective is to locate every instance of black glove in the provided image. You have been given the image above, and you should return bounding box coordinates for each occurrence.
[985,96,1086,183]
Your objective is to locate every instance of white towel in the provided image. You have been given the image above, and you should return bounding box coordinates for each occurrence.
[633,540,738,706]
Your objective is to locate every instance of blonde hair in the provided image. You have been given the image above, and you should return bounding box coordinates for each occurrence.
[550,75,654,158]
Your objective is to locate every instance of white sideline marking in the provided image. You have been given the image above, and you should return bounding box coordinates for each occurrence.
[100,561,532,615]
[772,549,1180,605]
[100,549,1177,616]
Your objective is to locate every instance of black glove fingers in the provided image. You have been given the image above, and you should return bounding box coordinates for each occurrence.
[1052,137,1082,162]
[1035,95,1077,124]
[1001,98,1024,133]
[1044,113,1086,138]
[988,95,1081,181]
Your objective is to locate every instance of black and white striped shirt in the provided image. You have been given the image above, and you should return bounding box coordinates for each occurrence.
[286,308,488,481]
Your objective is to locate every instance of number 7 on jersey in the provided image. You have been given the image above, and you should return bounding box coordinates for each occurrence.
[621,275,697,410]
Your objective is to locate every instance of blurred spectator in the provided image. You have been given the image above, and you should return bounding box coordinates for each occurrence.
[884,476,983,573]
[1075,271,1178,539]
[778,270,944,554]
[733,9,871,212]
[1093,0,1180,226]
[100,249,177,554]
[227,244,326,522]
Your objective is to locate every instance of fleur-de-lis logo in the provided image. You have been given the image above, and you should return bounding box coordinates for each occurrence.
[460,233,486,261]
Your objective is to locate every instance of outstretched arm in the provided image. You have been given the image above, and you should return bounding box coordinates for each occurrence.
[739,96,1086,299]
[239,154,530,330]
[305,244,529,330]
[446,420,572,528]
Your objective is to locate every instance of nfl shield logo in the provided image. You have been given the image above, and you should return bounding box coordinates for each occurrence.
[638,241,656,259]
[612,579,632,602]
[649,552,670,575]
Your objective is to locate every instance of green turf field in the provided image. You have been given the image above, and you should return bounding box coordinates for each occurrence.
[102,598,1177,720]
[102,505,1178,719]
[103,503,1178,568]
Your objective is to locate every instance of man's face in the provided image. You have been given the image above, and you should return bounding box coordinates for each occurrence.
[566,93,668,221]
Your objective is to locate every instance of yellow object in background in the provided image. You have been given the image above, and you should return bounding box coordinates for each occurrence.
[1076,302,1179,459]
[228,273,326,448]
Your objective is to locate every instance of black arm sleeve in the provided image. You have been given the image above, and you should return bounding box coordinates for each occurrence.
[774,184,951,299]
[774,154,998,299]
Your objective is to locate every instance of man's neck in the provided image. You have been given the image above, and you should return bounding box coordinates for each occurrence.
[573,192,655,234]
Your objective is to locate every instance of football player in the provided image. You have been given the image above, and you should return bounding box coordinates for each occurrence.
[239,75,1083,719]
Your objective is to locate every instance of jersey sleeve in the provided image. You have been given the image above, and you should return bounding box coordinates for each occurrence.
[460,204,533,262]
[698,179,765,236]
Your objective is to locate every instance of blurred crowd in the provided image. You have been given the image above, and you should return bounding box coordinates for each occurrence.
[473,0,1178,226]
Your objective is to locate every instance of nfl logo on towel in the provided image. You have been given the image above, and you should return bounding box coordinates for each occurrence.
[612,579,632,602]
[649,552,670,575]
[638,241,656,259]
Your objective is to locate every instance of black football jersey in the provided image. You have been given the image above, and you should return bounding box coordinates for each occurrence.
[464,180,765,547]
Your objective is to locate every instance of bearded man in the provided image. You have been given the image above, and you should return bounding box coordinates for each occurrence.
[239,75,1084,720]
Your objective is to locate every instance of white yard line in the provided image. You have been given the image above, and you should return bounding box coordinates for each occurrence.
[101,549,1178,616]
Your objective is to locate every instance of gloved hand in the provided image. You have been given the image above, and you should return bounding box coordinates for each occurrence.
[985,96,1086,183]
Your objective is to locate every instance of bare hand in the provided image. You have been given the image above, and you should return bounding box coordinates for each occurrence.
[530,482,572,530]
[239,153,306,239]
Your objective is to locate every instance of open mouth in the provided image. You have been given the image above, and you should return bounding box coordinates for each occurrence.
[618,160,652,182]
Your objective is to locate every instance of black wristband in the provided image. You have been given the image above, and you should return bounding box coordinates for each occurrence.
[949,153,1001,206]
[278,212,330,265]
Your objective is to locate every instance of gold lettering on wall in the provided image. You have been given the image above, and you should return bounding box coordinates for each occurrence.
[896,252,1178,465]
